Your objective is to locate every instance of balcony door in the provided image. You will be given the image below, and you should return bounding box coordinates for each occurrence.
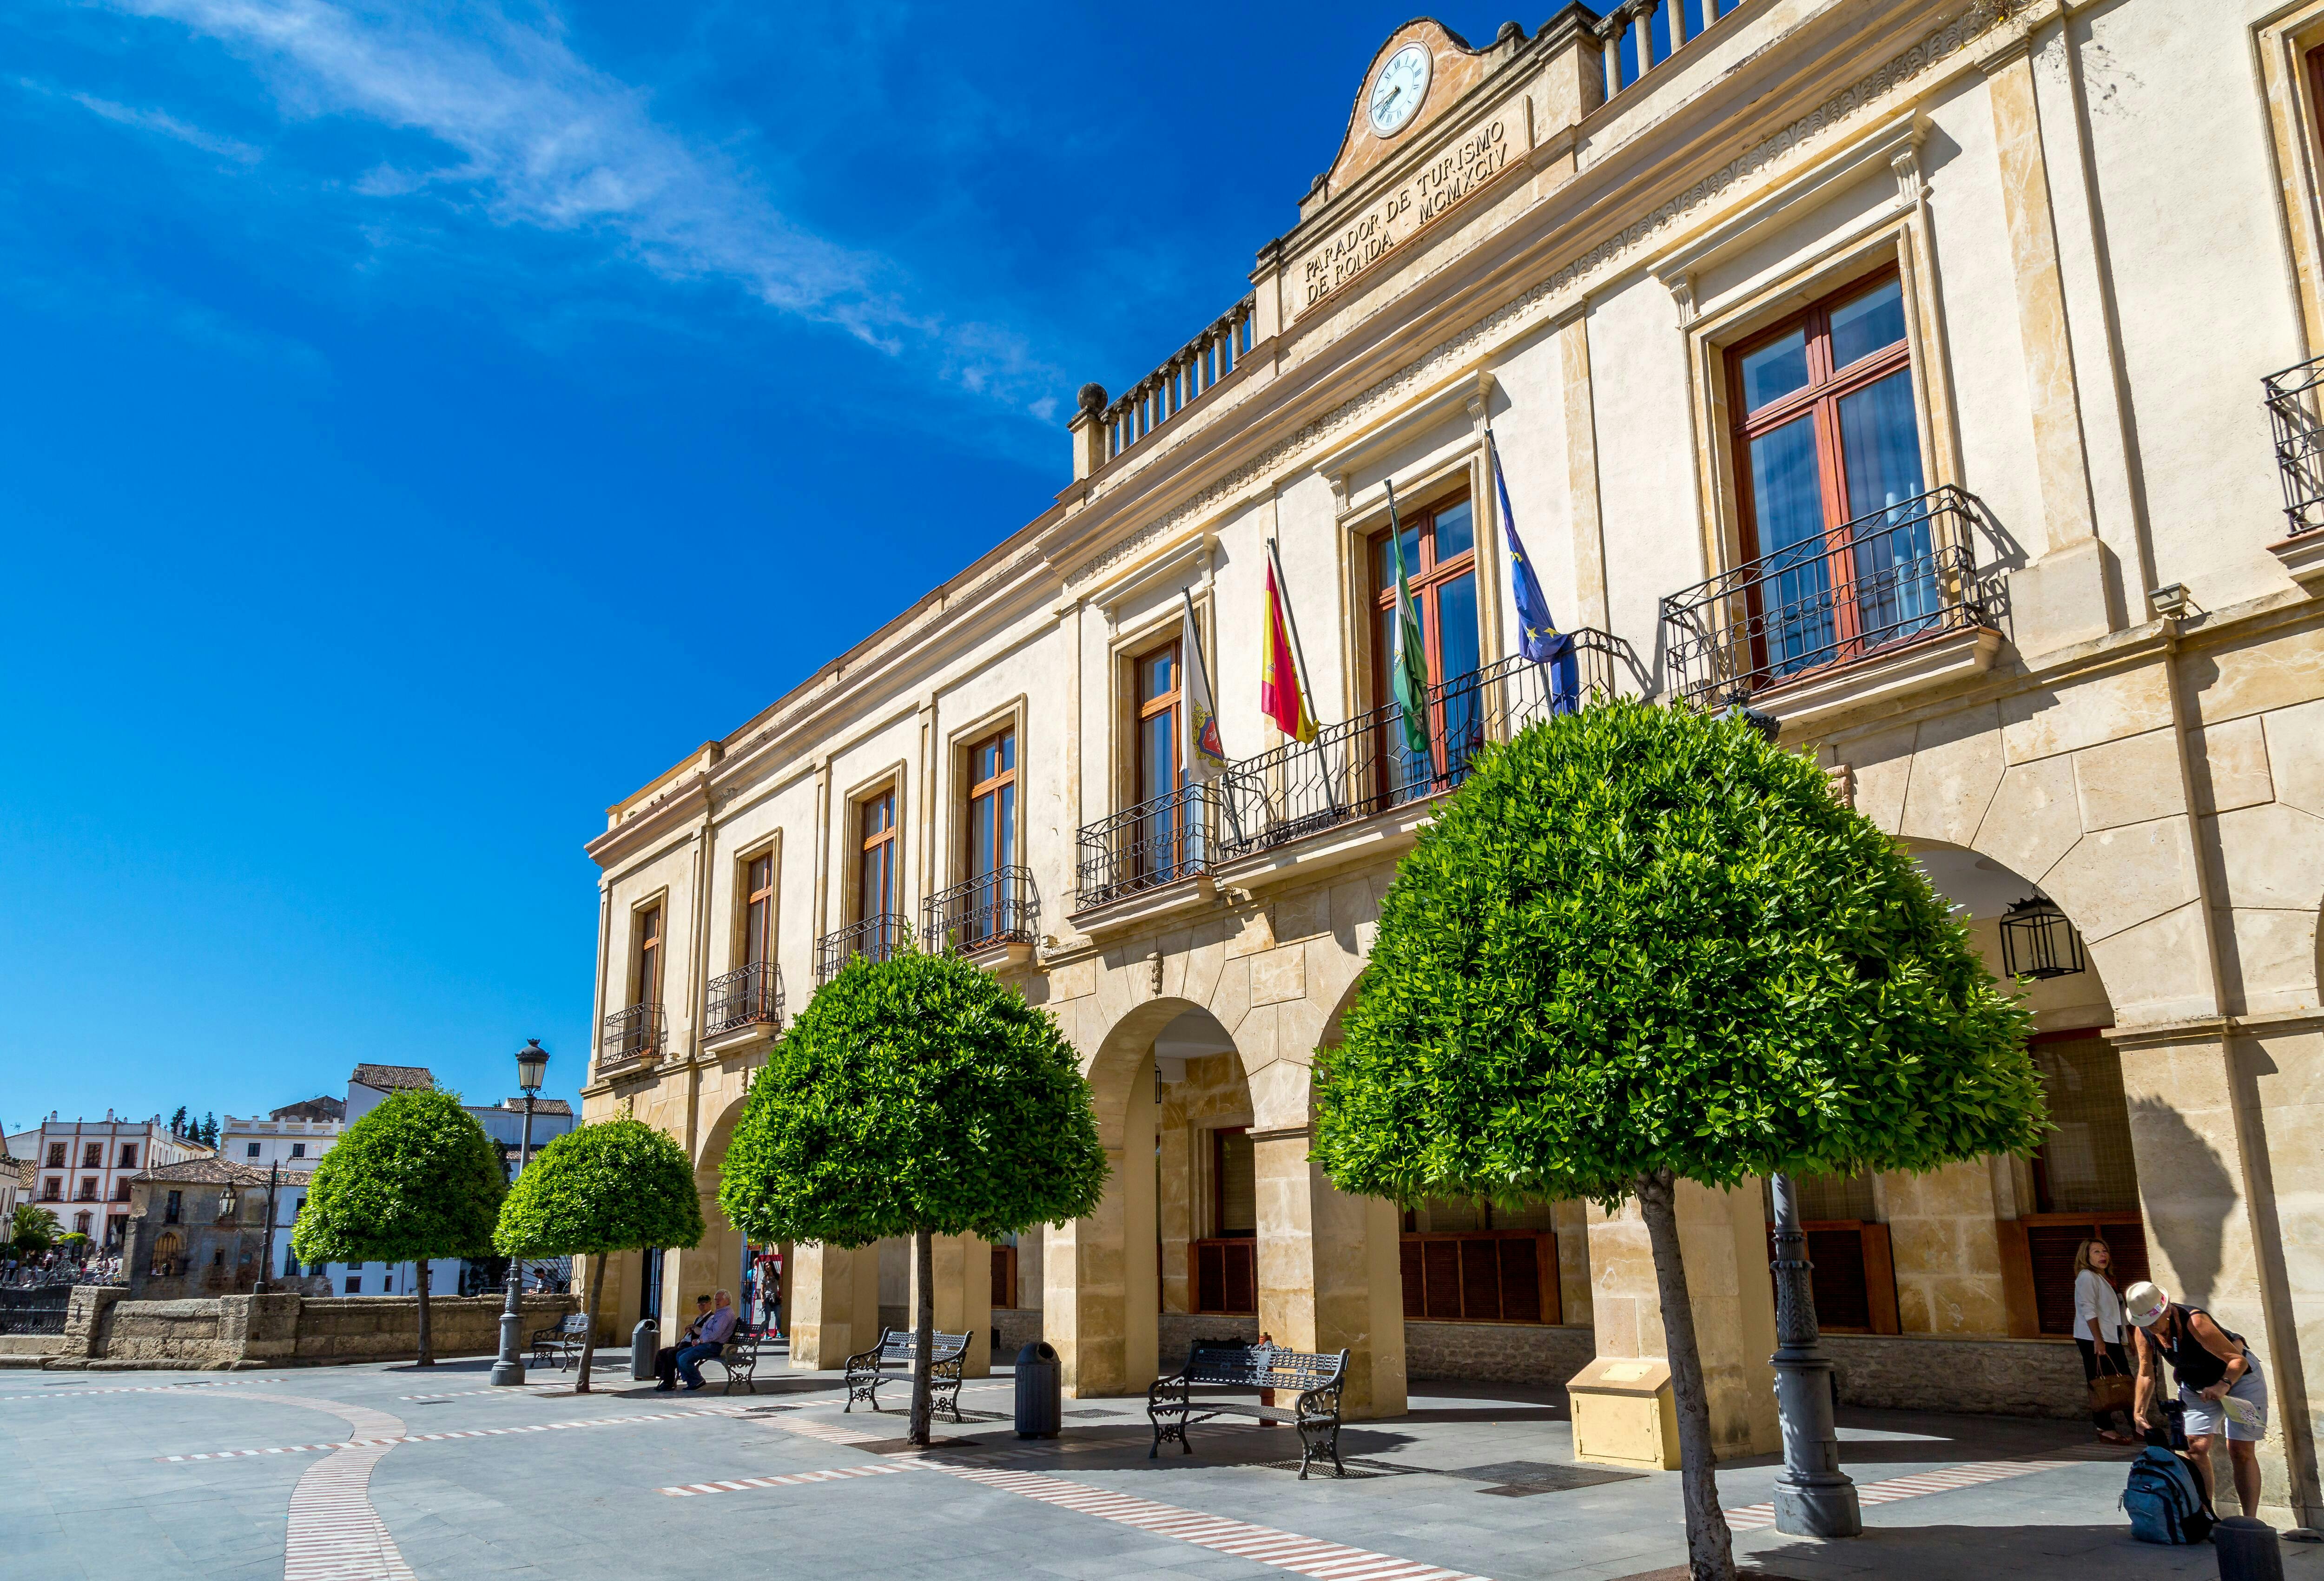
[1369,494,1481,799]
[633,904,662,1009]
[963,728,1017,945]
[1134,641,1195,883]
[1731,270,1932,680]
[858,789,898,959]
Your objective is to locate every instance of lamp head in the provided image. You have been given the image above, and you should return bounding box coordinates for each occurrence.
[515,1038,548,1095]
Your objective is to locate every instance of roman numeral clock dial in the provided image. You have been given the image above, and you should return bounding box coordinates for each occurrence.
[1367,42,1432,138]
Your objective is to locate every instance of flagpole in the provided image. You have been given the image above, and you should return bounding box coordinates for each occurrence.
[1181,587,1247,849]
[1265,537,1342,817]
[1487,425,1575,718]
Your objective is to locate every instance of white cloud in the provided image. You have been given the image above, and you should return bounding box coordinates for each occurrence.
[66,89,264,162]
[104,0,1063,415]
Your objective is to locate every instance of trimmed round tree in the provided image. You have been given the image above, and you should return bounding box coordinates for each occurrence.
[1313,698,2044,1581]
[290,1086,505,1366]
[720,948,1109,1446]
[495,1116,702,1392]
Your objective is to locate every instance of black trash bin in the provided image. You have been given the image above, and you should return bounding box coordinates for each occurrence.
[631,1318,658,1383]
[1014,1341,1061,1439]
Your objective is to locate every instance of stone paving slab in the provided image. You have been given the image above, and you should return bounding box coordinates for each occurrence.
[4,1356,2321,1581]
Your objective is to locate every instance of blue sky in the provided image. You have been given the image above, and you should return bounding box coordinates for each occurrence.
[0,0,1534,1132]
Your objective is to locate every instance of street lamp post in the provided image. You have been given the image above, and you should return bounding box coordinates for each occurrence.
[1769,1172,1862,1537]
[491,1040,549,1387]
[252,1162,282,1295]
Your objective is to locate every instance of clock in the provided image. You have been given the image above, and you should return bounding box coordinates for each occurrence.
[1367,42,1431,138]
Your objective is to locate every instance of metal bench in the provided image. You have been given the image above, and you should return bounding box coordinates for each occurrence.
[528,1312,589,1370]
[843,1327,969,1421]
[1147,1338,1348,1479]
[706,1327,768,1394]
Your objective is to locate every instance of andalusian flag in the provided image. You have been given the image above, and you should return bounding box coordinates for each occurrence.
[1387,482,1430,756]
[1180,591,1228,781]
[1261,548,1318,743]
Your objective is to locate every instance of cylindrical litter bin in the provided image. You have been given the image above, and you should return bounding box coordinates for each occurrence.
[1014,1341,1061,1439]
[2215,1516,2285,1581]
[631,1318,659,1383]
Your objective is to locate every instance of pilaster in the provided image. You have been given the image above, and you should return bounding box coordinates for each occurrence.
[1253,1131,1407,1420]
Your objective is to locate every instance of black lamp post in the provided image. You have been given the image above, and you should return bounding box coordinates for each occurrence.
[251,1162,282,1295]
[1769,1173,1861,1536]
[490,1040,549,1387]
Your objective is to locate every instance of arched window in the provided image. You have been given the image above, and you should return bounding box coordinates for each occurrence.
[152,1232,183,1276]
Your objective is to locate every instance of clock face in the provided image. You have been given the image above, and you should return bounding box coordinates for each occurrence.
[1367,42,1431,137]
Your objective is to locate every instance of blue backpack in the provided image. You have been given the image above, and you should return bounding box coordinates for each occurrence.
[2122,1446,2214,1544]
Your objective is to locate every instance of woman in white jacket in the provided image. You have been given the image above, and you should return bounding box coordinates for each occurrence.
[2074,1238,2134,1443]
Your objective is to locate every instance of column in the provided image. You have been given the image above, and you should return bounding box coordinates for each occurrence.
[1557,310,1611,632]
[1045,1163,1130,1397]
[786,1242,880,1370]
[909,1233,996,1379]
[1253,1132,1407,1420]
[1576,1181,1778,1466]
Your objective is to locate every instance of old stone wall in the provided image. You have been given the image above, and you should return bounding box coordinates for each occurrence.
[1824,1333,2088,1420]
[1158,1311,1260,1371]
[44,1290,576,1369]
[993,1306,1043,1361]
[1405,1321,1597,1387]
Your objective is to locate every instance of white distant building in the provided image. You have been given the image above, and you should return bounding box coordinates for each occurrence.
[3,1114,211,1249]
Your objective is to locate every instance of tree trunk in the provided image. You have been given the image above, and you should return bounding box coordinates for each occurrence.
[415,1260,434,1368]
[1636,1168,1737,1581]
[909,1226,935,1447]
[576,1253,607,1394]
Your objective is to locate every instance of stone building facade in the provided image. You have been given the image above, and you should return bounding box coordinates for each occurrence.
[580,0,2324,1525]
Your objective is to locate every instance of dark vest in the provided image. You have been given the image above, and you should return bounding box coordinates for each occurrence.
[2156,1304,2246,1392]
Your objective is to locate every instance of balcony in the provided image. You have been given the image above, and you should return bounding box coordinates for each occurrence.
[815,912,908,983]
[1216,639,1624,865]
[1076,783,1220,913]
[1095,296,1256,466]
[1074,636,1628,913]
[2265,354,2324,541]
[1596,0,1746,101]
[598,1001,666,1075]
[1659,485,1996,707]
[705,961,783,1039]
[924,866,1038,955]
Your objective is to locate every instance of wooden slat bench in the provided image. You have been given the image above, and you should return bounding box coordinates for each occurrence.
[1147,1338,1348,1479]
[843,1327,969,1420]
[528,1312,589,1370]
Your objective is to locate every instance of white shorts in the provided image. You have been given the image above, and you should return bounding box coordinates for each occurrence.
[2180,1357,2268,1443]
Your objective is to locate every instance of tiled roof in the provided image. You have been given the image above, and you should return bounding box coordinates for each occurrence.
[497,1098,574,1116]
[135,1158,314,1187]
[269,1095,345,1122]
[350,1064,434,1092]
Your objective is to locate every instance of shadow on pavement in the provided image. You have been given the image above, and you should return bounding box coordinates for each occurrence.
[1741,1523,2320,1577]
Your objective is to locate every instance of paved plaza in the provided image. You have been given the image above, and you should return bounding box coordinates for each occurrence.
[5,1352,2317,1581]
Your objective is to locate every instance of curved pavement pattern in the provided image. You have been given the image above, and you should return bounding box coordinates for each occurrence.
[229,1390,414,1581]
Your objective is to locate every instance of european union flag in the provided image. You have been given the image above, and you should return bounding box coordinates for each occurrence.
[1489,428,1579,712]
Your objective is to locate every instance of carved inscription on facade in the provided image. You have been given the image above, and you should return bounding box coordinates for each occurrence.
[1294,113,1515,318]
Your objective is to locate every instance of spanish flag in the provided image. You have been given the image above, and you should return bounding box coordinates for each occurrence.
[1261,549,1318,743]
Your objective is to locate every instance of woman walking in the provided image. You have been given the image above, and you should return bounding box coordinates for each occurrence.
[2128,1280,2271,1518]
[2073,1239,2135,1443]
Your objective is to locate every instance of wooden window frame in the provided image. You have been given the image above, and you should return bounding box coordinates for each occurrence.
[1725,264,1918,666]
[1134,639,1183,808]
[741,849,778,968]
[1211,1125,1255,1240]
[964,726,1017,880]
[856,785,899,925]
[1366,490,1480,786]
[631,902,664,1010]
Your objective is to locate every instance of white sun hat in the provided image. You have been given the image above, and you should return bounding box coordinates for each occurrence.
[2123,1280,2171,1327]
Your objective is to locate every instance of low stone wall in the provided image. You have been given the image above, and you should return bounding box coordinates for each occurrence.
[1159,1311,1260,1370]
[992,1306,1042,1361]
[1825,1333,2088,1420]
[45,1289,577,1369]
[1406,1321,1598,1387]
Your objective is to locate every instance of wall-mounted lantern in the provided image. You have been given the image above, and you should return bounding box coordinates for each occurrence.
[1999,896,2086,980]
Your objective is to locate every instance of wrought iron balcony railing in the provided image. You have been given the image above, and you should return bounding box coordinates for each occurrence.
[924,866,1037,953]
[1076,782,1219,911]
[599,1001,666,1068]
[815,912,908,983]
[1215,637,1625,863]
[705,960,783,1036]
[1659,484,1995,705]
[2264,352,2324,537]
[1073,635,1629,909]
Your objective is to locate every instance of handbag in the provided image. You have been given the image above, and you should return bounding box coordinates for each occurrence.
[2090,1350,2137,1416]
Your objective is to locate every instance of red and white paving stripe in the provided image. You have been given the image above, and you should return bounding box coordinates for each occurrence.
[159,1406,739,1461]
[659,1462,911,1496]
[918,1459,1492,1581]
[228,1391,417,1581]
[0,1377,289,1403]
[1723,1457,2079,1531]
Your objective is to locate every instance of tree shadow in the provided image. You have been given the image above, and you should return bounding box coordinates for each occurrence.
[1743,1522,2265,1577]
[2124,1094,2235,1310]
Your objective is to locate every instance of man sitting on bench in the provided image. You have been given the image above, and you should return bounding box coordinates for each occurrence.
[654,1293,735,1392]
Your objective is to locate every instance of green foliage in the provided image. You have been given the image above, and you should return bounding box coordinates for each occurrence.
[12,1204,60,1253]
[292,1087,506,1268]
[720,948,1109,1247]
[1314,699,2045,1209]
[494,1117,703,1258]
